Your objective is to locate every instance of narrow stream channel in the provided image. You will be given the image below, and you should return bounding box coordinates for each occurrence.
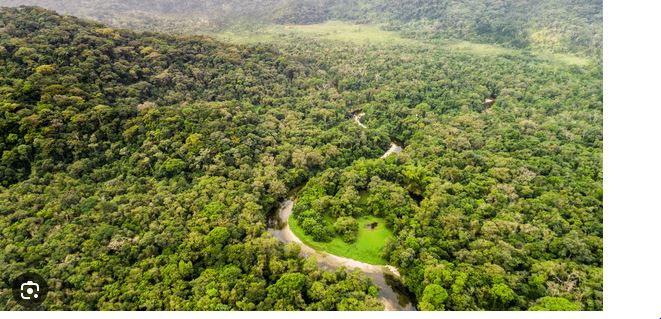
[268,112,415,310]
[267,112,414,310]
[268,200,415,310]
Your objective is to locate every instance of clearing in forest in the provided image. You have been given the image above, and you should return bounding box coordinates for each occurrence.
[216,21,590,66]
[216,20,422,47]
[288,214,393,265]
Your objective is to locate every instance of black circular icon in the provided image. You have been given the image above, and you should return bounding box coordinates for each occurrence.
[11,272,48,309]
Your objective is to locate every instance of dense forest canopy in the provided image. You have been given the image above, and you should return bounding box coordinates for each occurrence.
[0,0,602,54]
[0,6,388,310]
[0,2,602,312]
[242,23,603,310]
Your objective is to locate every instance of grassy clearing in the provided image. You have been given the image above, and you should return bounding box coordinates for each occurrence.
[445,40,515,56]
[216,20,421,47]
[289,214,393,265]
[216,22,590,67]
[537,52,590,66]
[443,40,589,66]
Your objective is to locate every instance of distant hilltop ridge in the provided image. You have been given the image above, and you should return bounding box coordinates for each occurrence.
[0,0,602,55]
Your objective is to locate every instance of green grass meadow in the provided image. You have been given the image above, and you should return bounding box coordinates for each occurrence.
[216,20,420,47]
[215,20,590,66]
[289,214,393,265]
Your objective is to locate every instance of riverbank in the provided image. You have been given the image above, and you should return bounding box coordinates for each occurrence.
[268,199,415,310]
[289,213,392,265]
[266,111,414,310]
[381,143,403,159]
[353,112,367,128]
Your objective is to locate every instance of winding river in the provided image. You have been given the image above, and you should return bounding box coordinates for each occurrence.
[353,112,367,128]
[267,113,415,310]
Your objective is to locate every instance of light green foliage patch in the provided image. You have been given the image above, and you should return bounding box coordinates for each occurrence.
[289,214,393,265]
[217,20,422,47]
[444,40,590,66]
[218,22,590,67]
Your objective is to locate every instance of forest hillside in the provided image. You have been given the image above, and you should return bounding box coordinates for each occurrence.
[0,4,602,311]
[0,0,602,54]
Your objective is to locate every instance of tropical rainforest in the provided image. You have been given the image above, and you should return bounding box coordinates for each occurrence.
[0,0,602,54]
[0,1,602,312]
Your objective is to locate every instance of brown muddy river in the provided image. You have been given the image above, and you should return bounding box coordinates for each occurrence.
[268,199,415,310]
[267,112,413,310]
